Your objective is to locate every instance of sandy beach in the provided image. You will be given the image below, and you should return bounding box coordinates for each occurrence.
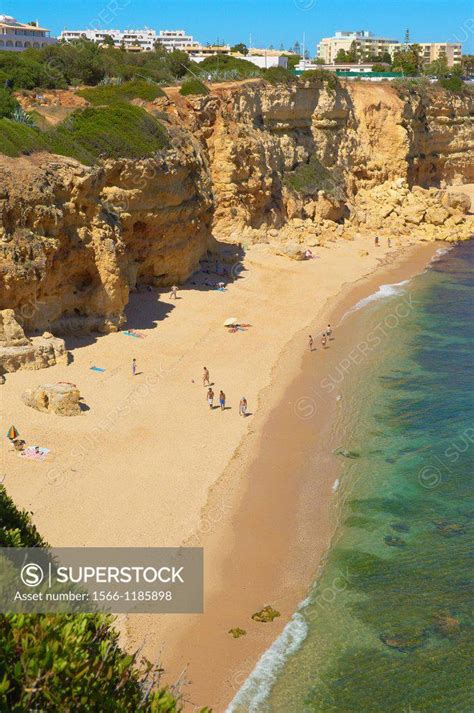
[1,234,442,710]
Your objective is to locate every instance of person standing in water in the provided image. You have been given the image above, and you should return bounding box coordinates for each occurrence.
[203,367,210,386]
[219,390,226,410]
[207,387,214,409]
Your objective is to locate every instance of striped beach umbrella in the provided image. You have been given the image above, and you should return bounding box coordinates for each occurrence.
[7,425,19,440]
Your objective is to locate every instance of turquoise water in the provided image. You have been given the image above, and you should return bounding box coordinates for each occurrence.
[230,242,474,712]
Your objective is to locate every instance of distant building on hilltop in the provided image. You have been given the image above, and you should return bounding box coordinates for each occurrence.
[317,31,401,64]
[59,27,201,53]
[317,30,462,67]
[155,30,200,51]
[0,15,56,51]
[59,27,159,52]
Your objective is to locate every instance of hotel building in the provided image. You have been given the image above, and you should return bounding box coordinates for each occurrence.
[0,14,56,51]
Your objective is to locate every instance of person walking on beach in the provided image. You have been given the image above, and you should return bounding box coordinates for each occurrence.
[132,358,137,376]
[169,285,178,300]
[374,236,380,247]
[327,324,332,338]
[309,335,314,352]
[239,397,248,417]
[219,390,226,410]
[321,333,327,349]
[203,367,210,386]
[388,238,392,248]
[207,387,214,409]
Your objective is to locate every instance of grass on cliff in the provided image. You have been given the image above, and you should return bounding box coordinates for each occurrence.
[0,103,169,163]
[77,79,166,106]
[284,155,345,199]
[0,485,207,712]
[180,78,210,96]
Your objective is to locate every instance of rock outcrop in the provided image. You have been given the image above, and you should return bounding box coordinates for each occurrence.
[0,80,472,339]
[0,309,67,374]
[22,383,81,416]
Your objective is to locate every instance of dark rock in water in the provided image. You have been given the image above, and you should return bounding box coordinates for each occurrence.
[380,631,427,653]
[433,520,465,537]
[385,457,398,464]
[384,535,406,547]
[251,605,280,623]
[228,627,247,639]
[390,522,410,533]
[432,612,460,637]
[333,448,360,459]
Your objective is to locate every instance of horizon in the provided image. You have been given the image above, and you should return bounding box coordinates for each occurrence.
[2,0,474,54]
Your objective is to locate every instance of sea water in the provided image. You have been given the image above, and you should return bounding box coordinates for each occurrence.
[228,242,474,712]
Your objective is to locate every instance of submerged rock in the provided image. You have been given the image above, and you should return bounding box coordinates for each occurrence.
[22,383,82,417]
[380,631,427,653]
[228,627,247,639]
[390,522,410,533]
[433,520,466,537]
[432,612,461,637]
[251,605,281,623]
[333,448,360,459]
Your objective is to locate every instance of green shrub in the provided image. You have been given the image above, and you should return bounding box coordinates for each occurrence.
[179,78,209,96]
[0,104,169,163]
[284,155,345,199]
[301,69,339,92]
[439,75,464,93]
[0,88,18,119]
[0,486,203,712]
[78,79,165,105]
[195,55,262,78]
[263,66,297,85]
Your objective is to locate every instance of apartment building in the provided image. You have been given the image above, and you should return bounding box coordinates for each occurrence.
[155,30,200,51]
[59,27,158,52]
[418,42,462,67]
[317,31,401,63]
[0,14,56,51]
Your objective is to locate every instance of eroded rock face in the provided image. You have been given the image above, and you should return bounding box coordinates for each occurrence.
[0,81,472,332]
[22,383,81,416]
[0,310,68,373]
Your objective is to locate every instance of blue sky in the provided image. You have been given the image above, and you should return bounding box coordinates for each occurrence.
[3,0,474,53]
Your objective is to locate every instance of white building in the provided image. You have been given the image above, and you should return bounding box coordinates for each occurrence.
[317,31,401,64]
[0,15,56,51]
[59,27,158,52]
[155,30,200,51]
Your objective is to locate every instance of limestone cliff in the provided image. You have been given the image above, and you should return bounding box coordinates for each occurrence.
[0,80,472,340]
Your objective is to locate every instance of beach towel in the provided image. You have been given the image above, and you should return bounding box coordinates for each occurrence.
[90,366,105,372]
[20,446,50,461]
[123,330,145,339]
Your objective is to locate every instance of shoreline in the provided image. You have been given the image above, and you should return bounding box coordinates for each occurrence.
[122,239,442,712]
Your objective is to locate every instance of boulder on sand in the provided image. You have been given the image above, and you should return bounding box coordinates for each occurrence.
[22,383,81,416]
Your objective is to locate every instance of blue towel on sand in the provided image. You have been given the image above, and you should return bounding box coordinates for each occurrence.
[90,366,105,372]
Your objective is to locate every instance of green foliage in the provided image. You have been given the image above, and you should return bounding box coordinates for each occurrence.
[283,155,344,199]
[301,69,339,91]
[0,486,191,712]
[10,106,37,126]
[371,64,392,73]
[392,44,422,76]
[439,75,465,93]
[0,88,19,119]
[0,104,169,163]
[423,58,449,78]
[286,55,301,71]
[230,43,249,55]
[195,54,261,78]
[263,66,297,85]
[179,78,210,96]
[0,50,67,90]
[77,79,165,105]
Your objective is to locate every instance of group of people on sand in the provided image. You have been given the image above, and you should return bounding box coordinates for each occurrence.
[309,324,333,352]
[203,367,248,416]
[374,236,391,248]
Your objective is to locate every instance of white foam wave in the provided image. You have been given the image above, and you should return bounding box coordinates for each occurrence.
[344,279,411,318]
[225,610,308,713]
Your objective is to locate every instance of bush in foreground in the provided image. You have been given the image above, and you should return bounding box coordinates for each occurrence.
[0,486,212,712]
[77,79,166,106]
[180,78,209,96]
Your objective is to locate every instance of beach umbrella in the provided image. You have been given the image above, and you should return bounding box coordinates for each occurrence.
[7,425,19,440]
[224,317,239,327]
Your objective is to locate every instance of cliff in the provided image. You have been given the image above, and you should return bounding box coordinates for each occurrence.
[0,80,472,345]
